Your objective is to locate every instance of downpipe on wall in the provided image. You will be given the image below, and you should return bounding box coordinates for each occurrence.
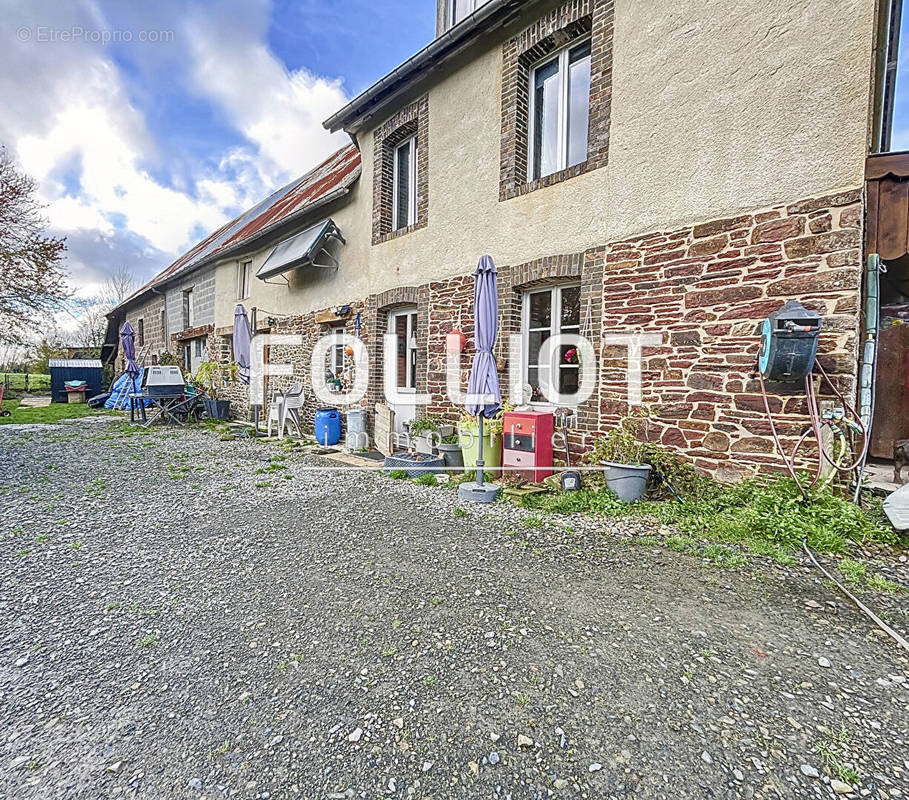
[853,254,885,503]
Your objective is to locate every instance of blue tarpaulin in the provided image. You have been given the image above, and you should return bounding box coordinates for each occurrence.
[105,369,149,410]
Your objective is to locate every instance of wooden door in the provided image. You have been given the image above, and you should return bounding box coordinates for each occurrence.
[871,324,909,458]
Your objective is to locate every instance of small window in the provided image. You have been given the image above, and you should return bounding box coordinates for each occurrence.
[160,308,166,340]
[238,260,251,299]
[326,327,345,378]
[450,0,487,27]
[393,136,417,230]
[137,318,145,348]
[528,41,591,181]
[522,285,581,403]
[183,289,194,328]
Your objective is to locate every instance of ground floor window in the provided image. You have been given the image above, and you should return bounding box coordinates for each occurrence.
[522,284,581,403]
[326,327,345,386]
[389,308,418,390]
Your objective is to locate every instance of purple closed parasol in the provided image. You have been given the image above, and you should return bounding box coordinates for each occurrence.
[120,321,140,379]
[459,254,502,503]
[233,304,252,384]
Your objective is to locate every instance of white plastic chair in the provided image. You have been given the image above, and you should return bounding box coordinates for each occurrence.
[281,383,304,438]
[266,391,285,438]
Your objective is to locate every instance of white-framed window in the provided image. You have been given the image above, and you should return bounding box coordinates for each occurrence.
[393,135,417,231]
[238,260,251,299]
[522,284,581,404]
[327,326,345,377]
[527,40,591,182]
[388,308,418,390]
[449,0,488,27]
[183,288,194,328]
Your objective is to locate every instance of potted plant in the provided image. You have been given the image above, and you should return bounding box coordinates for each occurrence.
[407,415,454,455]
[586,409,653,502]
[436,431,464,470]
[195,360,238,421]
[457,405,508,474]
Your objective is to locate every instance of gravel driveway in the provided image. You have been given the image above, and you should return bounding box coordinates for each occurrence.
[1,417,907,800]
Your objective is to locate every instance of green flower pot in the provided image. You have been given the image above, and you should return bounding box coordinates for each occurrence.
[457,422,502,472]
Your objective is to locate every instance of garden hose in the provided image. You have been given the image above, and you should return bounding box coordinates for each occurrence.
[802,541,909,654]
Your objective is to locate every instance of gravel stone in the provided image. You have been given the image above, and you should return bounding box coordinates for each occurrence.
[0,417,906,799]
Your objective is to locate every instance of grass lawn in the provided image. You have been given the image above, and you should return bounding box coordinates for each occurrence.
[1,372,51,390]
[0,399,107,425]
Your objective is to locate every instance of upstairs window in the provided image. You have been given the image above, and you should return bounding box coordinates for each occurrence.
[137,318,145,348]
[372,95,428,244]
[529,41,591,181]
[450,0,488,27]
[238,260,251,299]
[183,288,194,329]
[393,136,417,230]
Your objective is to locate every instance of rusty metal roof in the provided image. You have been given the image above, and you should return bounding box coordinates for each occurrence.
[114,143,360,310]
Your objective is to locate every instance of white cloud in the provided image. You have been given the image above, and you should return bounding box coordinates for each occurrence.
[184,11,350,178]
[0,0,350,304]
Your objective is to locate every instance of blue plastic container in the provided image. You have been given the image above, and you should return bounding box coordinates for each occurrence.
[314,408,342,446]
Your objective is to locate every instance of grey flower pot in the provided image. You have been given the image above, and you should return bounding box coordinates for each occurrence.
[437,443,464,470]
[601,461,652,502]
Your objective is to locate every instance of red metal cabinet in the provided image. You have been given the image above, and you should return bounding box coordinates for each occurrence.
[503,411,554,481]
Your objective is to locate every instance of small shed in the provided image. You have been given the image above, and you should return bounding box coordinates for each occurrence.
[48,359,103,403]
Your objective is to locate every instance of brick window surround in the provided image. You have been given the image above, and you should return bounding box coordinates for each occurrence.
[372,96,429,245]
[499,0,614,201]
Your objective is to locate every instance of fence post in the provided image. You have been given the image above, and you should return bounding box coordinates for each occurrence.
[24,373,29,393]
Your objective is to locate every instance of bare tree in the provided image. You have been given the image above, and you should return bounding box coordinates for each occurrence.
[69,298,110,348]
[0,145,68,345]
[102,265,138,306]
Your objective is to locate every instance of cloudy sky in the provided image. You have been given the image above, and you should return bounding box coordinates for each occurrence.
[0,0,434,301]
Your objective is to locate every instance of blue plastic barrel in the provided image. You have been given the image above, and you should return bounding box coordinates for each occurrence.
[314,408,341,446]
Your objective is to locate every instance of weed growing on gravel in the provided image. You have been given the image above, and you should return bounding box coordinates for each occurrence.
[423,674,437,686]
[666,535,697,553]
[414,473,438,486]
[137,633,159,648]
[523,475,898,559]
[702,544,747,569]
[255,481,272,489]
[814,733,860,785]
[514,692,530,708]
[453,507,467,517]
[70,541,81,549]
[430,596,444,607]
[839,558,903,594]
[86,479,106,497]
[388,469,408,480]
[522,516,544,528]
[210,741,231,758]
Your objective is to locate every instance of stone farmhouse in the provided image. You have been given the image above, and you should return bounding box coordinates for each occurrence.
[106,0,909,480]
